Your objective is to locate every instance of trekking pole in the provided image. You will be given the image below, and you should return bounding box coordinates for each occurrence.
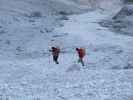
[48,50,51,64]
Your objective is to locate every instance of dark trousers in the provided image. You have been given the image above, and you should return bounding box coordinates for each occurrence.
[78,58,84,66]
[53,55,59,64]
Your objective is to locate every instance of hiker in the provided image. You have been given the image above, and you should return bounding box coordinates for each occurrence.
[76,48,86,66]
[50,47,60,64]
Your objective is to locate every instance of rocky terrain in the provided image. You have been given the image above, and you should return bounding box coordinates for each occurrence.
[0,0,133,100]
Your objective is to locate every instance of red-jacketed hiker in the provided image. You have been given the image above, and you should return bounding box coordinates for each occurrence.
[50,47,60,64]
[76,48,86,66]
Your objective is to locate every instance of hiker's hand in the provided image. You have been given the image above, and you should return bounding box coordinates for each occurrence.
[49,50,52,52]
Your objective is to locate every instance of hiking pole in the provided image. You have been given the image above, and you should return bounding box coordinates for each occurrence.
[48,50,51,64]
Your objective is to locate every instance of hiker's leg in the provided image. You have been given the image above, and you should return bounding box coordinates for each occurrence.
[53,56,57,63]
[56,57,59,64]
[80,59,85,66]
[53,56,55,62]
[53,56,59,64]
[78,58,81,63]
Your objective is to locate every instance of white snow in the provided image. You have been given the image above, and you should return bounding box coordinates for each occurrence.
[0,0,133,100]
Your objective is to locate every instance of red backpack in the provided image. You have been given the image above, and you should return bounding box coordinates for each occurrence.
[52,47,60,56]
[76,48,86,58]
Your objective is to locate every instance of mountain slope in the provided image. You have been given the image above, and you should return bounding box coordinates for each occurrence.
[0,0,133,100]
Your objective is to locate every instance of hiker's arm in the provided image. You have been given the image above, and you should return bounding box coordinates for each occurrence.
[49,49,52,52]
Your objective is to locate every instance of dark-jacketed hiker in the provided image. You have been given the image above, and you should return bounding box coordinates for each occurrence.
[76,48,86,66]
[51,47,60,64]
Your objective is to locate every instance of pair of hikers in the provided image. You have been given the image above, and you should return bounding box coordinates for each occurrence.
[50,47,86,66]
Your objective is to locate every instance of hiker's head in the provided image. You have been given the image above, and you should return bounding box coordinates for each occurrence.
[52,47,56,49]
[76,48,79,51]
